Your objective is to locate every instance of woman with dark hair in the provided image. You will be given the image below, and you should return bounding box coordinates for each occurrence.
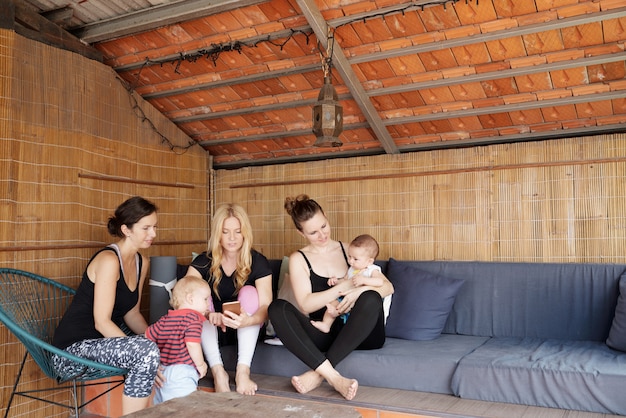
[268,195,394,400]
[186,203,272,396]
[52,196,161,414]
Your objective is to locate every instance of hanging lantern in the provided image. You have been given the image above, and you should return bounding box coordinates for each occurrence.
[312,76,343,147]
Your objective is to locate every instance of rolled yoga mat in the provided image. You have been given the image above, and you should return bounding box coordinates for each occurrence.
[149,256,178,324]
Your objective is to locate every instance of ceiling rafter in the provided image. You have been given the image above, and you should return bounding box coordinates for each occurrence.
[371,50,626,96]
[212,123,626,170]
[170,93,352,123]
[348,6,626,64]
[71,0,267,43]
[113,24,314,73]
[142,63,320,100]
[397,123,626,154]
[188,87,626,144]
[385,90,626,126]
[197,122,372,146]
[9,0,102,60]
[128,7,626,102]
[296,0,399,154]
[160,50,626,125]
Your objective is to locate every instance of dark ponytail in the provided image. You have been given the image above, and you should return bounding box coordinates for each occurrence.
[107,196,157,238]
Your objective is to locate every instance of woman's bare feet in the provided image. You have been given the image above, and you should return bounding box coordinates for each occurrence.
[211,365,231,393]
[328,375,358,400]
[291,370,323,394]
[315,360,359,400]
[235,364,258,395]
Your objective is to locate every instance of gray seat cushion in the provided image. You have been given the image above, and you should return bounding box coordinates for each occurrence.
[240,335,489,394]
[451,337,626,414]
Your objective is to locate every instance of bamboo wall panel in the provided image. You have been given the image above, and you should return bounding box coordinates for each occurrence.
[214,135,626,264]
[0,30,209,417]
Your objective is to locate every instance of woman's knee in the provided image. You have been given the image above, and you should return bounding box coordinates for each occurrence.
[141,339,161,368]
[238,285,259,315]
[268,298,289,318]
[357,290,382,308]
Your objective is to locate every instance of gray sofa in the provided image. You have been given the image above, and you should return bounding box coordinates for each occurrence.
[216,259,626,415]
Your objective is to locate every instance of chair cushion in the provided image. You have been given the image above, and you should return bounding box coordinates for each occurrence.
[385,258,465,341]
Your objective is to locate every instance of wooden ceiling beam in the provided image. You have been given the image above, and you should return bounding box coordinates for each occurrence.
[8,0,102,61]
[371,50,626,97]
[296,0,399,154]
[130,4,626,102]
[140,47,625,103]
[188,88,626,143]
[348,6,626,64]
[71,0,267,43]
[396,124,626,154]
[210,123,626,170]
[196,122,371,146]
[162,50,626,124]
[114,25,313,73]
[113,5,626,74]
[171,93,351,124]
[143,63,320,100]
[214,147,386,169]
[386,90,626,125]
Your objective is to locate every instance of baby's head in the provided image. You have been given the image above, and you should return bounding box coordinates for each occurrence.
[347,234,379,270]
[170,275,212,314]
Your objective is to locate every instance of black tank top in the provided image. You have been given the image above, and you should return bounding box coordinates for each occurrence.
[298,242,349,321]
[52,245,142,349]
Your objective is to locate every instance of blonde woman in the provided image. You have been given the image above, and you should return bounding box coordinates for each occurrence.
[186,203,272,395]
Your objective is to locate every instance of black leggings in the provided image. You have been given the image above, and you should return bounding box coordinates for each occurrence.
[268,290,385,370]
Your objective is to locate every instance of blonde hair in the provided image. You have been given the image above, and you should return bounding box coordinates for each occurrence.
[207,203,253,298]
[170,276,210,309]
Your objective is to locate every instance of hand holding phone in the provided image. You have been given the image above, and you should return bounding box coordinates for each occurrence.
[222,301,241,315]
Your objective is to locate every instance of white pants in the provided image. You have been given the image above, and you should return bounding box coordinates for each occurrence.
[202,285,262,368]
[201,321,261,368]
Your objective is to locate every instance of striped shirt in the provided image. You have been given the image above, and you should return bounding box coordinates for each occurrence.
[145,309,205,366]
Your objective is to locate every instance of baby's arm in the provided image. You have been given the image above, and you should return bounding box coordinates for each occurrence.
[327,274,348,287]
[186,341,208,378]
[352,268,385,288]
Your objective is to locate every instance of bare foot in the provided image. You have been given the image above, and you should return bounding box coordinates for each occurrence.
[310,320,331,333]
[291,370,323,394]
[314,360,358,400]
[235,365,258,396]
[211,365,231,393]
[329,376,358,400]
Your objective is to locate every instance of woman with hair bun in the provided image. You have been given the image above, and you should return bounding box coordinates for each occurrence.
[268,195,394,400]
[52,196,161,414]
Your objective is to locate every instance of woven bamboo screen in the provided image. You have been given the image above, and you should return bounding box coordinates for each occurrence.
[0,30,208,417]
[215,135,626,264]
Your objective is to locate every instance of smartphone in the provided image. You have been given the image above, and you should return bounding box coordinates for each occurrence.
[222,301,241,315]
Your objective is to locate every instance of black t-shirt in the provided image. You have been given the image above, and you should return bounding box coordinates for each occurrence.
[190,249,272,313]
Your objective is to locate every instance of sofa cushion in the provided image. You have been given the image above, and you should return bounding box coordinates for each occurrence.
[451,336,626,415]
[607,275,626,352]
[217,334,490,395]
[385,258,465,341]
[405,261,626,341]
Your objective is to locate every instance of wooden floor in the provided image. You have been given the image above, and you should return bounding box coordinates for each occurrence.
[199,373,624,418]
